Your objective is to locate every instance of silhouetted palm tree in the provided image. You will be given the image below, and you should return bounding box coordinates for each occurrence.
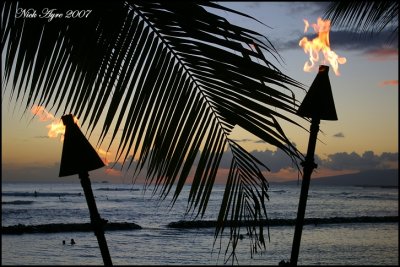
[324,1,398,43]
[1,0,306,261]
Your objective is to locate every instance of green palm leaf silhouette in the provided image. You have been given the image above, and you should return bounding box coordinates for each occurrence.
[1,0,306,260]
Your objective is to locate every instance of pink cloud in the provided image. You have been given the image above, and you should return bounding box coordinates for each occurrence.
[367,48,398,61]
[379,80,398,87]
[264,167,359,183]
[104,168,122,177]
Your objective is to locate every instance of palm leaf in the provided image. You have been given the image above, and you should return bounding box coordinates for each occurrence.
[1,0,306,259]
[324,1,398,42]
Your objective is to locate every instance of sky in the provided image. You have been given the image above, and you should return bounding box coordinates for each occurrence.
[1,2,398,184]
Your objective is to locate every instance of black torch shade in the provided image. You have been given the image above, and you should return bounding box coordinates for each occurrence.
[297,65,338,121]
[59,114,105,177]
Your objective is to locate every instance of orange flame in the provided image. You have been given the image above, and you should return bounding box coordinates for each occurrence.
[31,105,111,165]
[31,105,79,142]
[45,119,66,141]
[299,17,347,76]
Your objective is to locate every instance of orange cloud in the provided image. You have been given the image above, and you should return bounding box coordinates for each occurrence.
[214,168,231,184]
[265,167,299,182]
[104,168,122,177]
[97,149,112,166]
[265,167,359,183]
[367,48,398,61]
[379,80,398,87]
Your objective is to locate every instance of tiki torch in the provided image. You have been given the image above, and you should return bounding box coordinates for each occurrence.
[59,114,113,266]
[289,65,338,266]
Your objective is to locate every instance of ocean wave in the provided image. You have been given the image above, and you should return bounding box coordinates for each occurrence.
[106,198,130,202]
[2,216,398,234]
[326,192,390,200]
[345,195,383,200]
[96,188,140,192]
[2,222,142,234]
[2,200,34,205]
[269,190,286,193]
[167,216,399,228]
[2,192,82,197]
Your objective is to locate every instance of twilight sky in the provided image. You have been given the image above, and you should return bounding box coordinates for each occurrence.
[2,2,398,183]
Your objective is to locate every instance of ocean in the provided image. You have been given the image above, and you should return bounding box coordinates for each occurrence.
[1,181,398,265]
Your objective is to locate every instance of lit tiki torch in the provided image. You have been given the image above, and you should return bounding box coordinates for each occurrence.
[289,18,346,266]
[59,114,113,266]
[290,65,337,266]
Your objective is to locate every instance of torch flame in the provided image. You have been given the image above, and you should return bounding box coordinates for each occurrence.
[299,17,347,76]
[31,105,111,166]
[31,105,79,142]
[46,119,66,141]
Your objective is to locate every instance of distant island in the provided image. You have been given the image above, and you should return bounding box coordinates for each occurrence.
[274,169,398,187]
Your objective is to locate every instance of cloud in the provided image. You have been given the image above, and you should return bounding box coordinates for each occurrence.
[4,146,396,183]
[104,168,123,177]
[89,145,400,176]
[2,162,65,182]
[244,2,261,8]
[219,149,398,174]
[328,30,398,52]
[250,149,297,171]
[366,48,398,61]
[379,80,399,87]
[319,151,398,171]
[280,28,398,62]
[245,2,330,15]
[282,2,331,18]
[107,155,136,170]
[333,132,344,138]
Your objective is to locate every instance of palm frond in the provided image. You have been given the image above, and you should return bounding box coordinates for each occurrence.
[1,0,306,258]
[324,1,398,42]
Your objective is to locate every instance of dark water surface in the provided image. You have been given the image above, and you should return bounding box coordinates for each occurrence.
[2,182,398,265]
